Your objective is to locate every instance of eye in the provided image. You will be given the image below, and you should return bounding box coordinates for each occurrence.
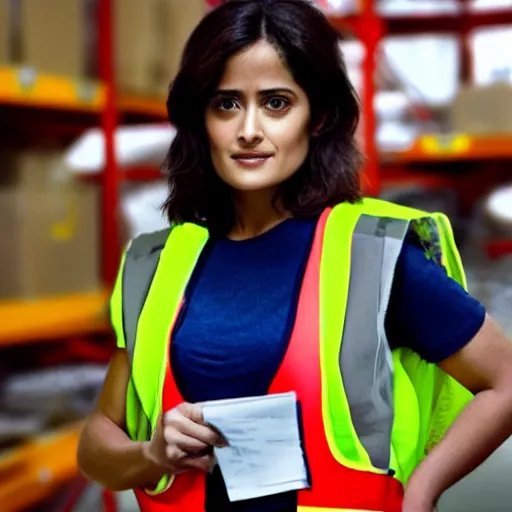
[265,97,290,111]
[216,98,239,111]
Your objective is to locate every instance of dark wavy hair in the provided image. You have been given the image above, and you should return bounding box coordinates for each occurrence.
[163,0,363,236]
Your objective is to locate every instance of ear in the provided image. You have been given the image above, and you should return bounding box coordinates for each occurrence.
[311,111,328,137]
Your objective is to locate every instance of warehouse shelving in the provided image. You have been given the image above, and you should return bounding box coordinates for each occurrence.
[117,95,167,119]
[0,423,83,512]
[0,1,130,510]
[383,133,512,163]
[337,0,512,201]
[0,67,104,112]
[0,66,167,119]
[1,0,512,510]
[0,291,110,346]
[332,5,512,37]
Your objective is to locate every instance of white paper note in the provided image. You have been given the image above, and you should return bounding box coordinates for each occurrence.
[202,392,310,502]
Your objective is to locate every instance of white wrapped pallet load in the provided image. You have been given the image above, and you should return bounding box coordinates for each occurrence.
[64,124,176,176]
[319,0,358,15]
[485,184,512,232]
[470,26,512,86]
[64,124,174,241]
[382,35,459,106]
[120,181,170,241]
[378,0,459,15]
[471,0,512,10]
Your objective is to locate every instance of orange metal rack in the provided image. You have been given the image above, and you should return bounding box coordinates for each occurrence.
[0,0,165,509]
[0,424,83,512]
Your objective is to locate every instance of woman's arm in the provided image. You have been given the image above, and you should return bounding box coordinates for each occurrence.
[77,349,167,491]
[77,348,222,491]
[403,315,512,511]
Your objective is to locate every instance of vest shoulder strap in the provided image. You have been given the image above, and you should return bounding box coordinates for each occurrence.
[122,228,170,366]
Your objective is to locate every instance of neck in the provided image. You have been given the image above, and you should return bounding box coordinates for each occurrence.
[228,189,290,241]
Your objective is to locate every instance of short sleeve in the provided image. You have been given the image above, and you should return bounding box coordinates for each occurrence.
[110,250,127,349]
[385,241,486,363]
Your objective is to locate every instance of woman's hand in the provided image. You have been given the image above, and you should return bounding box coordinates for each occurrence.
[402,468,438,512]
[402,505,436,512]
[401,490,437,512]
[144,402,225,475]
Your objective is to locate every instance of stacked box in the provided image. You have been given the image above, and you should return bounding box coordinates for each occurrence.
[19,0,86,77]
[0,152,101,299]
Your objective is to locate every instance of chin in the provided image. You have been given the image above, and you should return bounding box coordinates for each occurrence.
[229,181,280,193]
[219,170,281,193]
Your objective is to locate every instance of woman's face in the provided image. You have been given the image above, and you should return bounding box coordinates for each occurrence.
[205,40,312,195]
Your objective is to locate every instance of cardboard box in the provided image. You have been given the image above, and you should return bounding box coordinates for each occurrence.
[0,0,9,64]
[115,0,159,94]
[153,0,205,96]
[450,83,512,135]
[0,152,100,299]
[114,0,205,96]
[0,151,62,189]
[19,0,86,77]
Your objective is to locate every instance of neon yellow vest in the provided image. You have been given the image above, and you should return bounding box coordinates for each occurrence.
[110,198,473,495]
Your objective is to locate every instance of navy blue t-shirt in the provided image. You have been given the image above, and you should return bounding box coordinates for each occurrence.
[171,217,485,512]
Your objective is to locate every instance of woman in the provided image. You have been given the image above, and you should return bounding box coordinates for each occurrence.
[77,1,512,511]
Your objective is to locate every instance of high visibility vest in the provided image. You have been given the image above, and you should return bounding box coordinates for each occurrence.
[110,198,473,512]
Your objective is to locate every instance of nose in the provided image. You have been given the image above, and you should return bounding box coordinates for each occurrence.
[237,105,263,145]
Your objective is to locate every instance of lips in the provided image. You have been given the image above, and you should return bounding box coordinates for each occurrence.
[231,152,273,169]
[231,153,274,160]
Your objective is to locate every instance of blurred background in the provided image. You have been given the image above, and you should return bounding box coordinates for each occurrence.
[0,0,512,510]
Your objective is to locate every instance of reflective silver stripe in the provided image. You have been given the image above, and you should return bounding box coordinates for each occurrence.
[122,229,170,366]
[340,215,410,470]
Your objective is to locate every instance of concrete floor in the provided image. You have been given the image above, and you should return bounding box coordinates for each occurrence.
[116,492,140,512]
[73,486,139,512]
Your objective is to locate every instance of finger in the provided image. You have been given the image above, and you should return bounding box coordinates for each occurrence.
[165,404,204,428]
[204,422,229,447]
[181,420,221,447]
[170,431,210,454]
[176,402,205,424]
[165,411,221,446]
[182,454,213,473]
[180,403,229,446]
[165,444,188,464]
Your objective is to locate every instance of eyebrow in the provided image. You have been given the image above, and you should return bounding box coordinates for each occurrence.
[213,88,297,97]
